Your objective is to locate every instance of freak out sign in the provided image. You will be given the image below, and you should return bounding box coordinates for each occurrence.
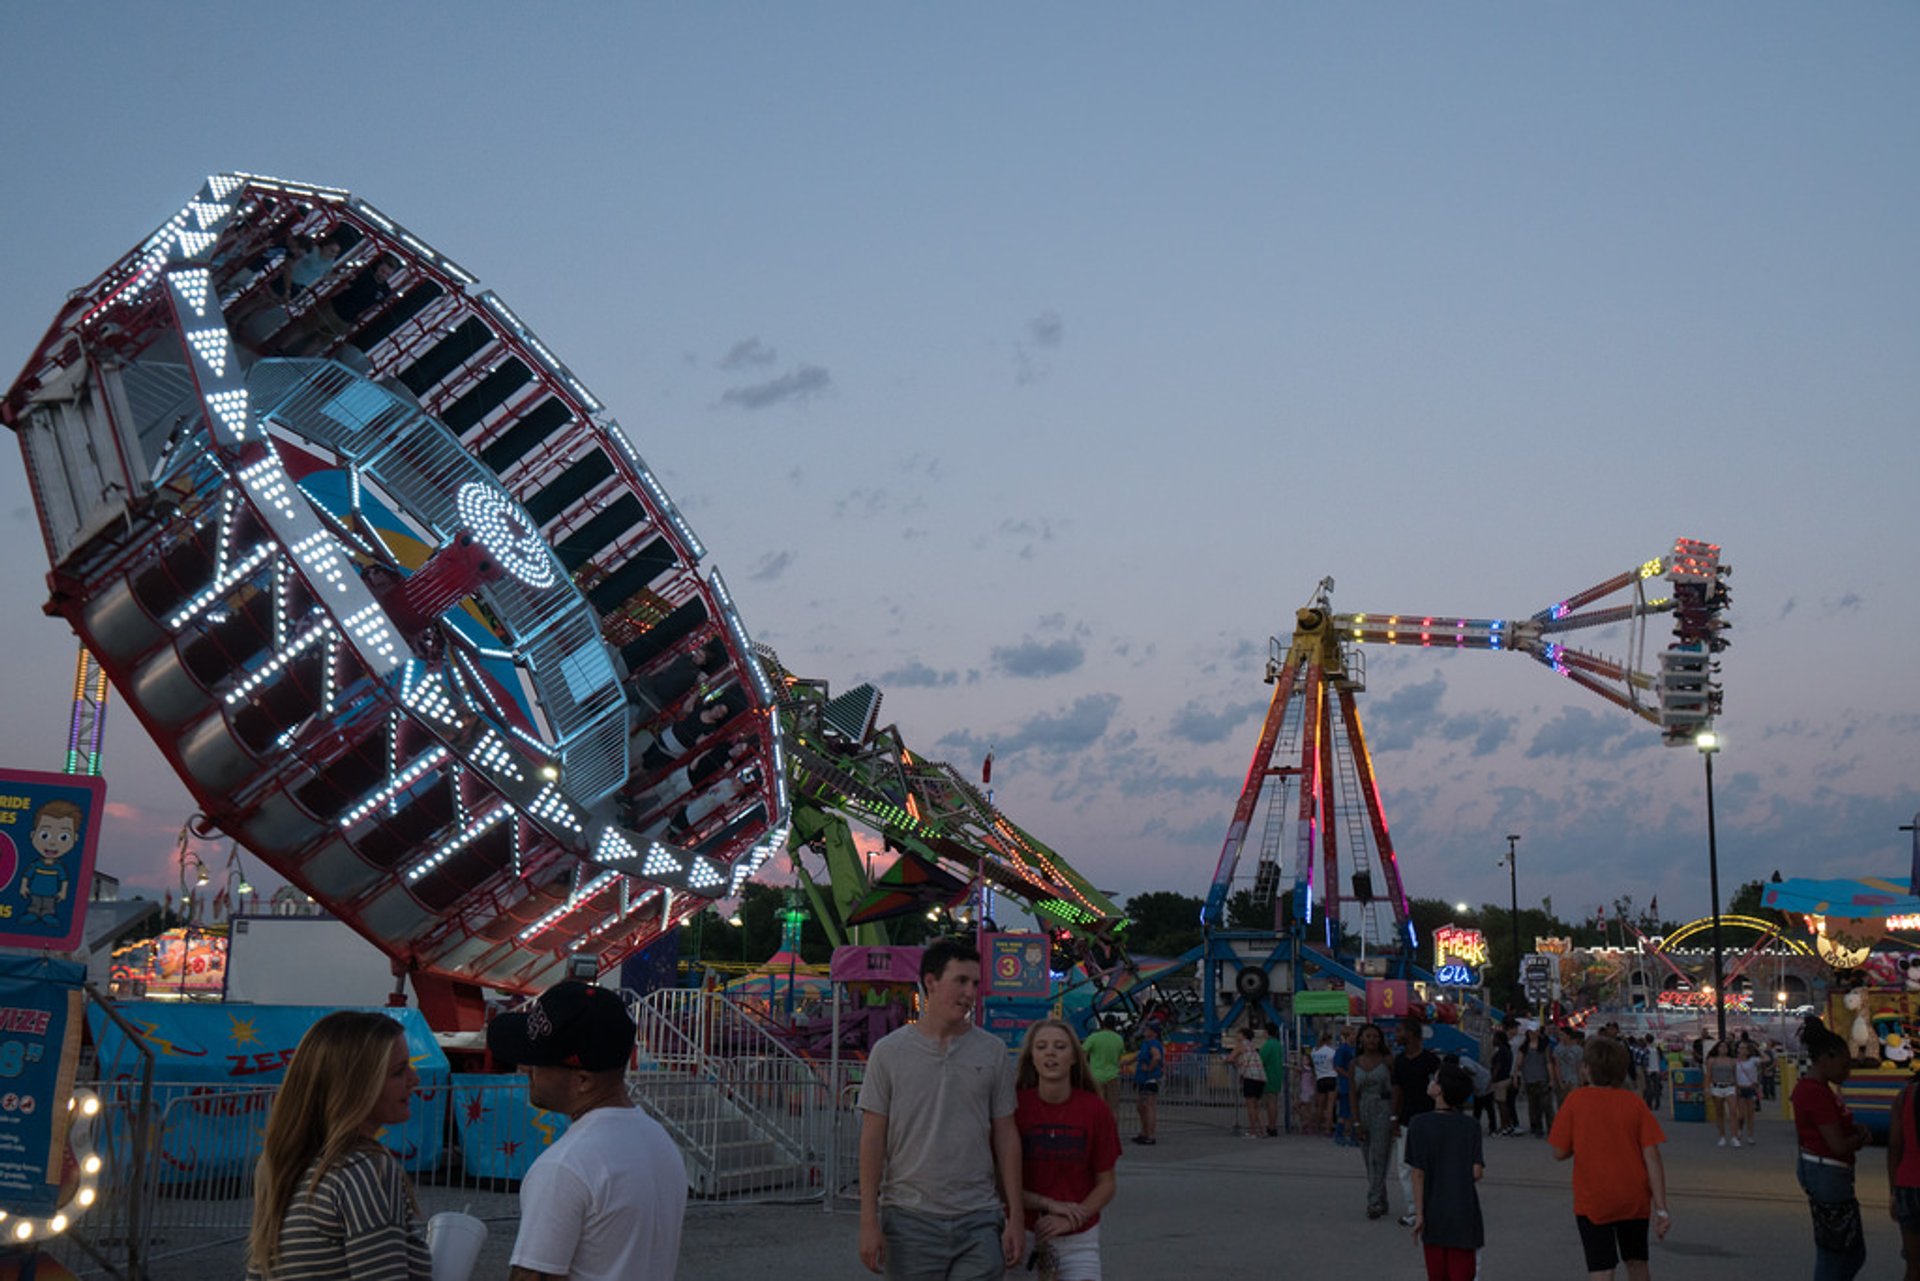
[1434,925,1489,971]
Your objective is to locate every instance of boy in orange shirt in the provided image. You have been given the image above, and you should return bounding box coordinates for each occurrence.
[1548,1036,1670,1280]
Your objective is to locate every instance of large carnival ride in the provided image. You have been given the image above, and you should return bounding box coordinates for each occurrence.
[3,173,1130,1028]
[1197,543,1731,1043]
[2,173,800,1023]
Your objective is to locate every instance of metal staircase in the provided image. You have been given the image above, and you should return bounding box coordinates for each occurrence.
[629,990,845,1199]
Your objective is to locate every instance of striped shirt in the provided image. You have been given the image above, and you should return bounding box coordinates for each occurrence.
[248,1146,430,1281]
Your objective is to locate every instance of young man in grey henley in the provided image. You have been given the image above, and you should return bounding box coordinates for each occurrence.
[857,937,1024,1279]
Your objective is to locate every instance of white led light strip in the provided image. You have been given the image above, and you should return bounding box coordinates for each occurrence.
[223,618,335,705]
[175,269,212,316]
[517,870,620,940]
[186,327,229,377]
[167,543,275,630]
[339,746,450,828]
[404,803,510,882]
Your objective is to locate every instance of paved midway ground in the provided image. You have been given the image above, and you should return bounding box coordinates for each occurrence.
[166,1103,1862,1279]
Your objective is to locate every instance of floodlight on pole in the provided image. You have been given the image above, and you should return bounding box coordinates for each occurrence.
[1697,730,1728,1044]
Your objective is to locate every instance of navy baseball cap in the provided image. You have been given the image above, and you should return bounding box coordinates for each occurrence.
[487,981,636,1072]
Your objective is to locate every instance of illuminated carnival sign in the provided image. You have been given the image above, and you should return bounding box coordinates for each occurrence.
[1656,989,1752,1011]
[1434,925,1489,971]
[1435,963,1479,986]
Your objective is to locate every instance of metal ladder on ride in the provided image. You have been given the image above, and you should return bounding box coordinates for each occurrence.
[1328,692,1391,953]
[628,990,836,1199]
[1249,688,1306,916]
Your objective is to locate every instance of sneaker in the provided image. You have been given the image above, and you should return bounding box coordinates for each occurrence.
[1730,1137,1741,1148]
[1717,1137,1727,1147]
[1267,1127,1279,1137]
[1398,1214,1418,1227]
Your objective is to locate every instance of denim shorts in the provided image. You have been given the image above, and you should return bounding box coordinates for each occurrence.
[881,1206,1006,1281]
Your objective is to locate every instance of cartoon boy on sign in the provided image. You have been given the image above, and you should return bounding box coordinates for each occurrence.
[19,800,83,923]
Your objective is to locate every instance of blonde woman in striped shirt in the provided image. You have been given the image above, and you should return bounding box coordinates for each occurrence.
[247,1011,430,1281]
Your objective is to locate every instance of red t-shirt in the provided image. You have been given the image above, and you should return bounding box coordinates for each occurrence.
[1014,1087,1122,1232]
[1792,1075,1855,1164]
[1546,1086,1667,1222]
[1897,1086,1920,1188]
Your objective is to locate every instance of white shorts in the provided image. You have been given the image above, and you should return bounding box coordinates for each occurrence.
[1709,1084,1737,1099]
[1029,1224,1102,1281]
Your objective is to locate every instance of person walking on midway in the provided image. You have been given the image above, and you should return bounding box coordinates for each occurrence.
[1518,1026,1554,1136]
[1733,1041,1763,1147]
[1390,1018,1442,1228]
[1258,1022,1286,1137]
[247,1011,429,1281]
[1311,1029,1342,1138]
[1885,1057,1920,1281]
[1349,1023,1395,1220]
[1081,1017,1125,1114]
[1793,1017,1870,1281]
[489,981,686,1281]
[858,937,1024,1278]
[1548,1036,1670,1281]
[1706,1041,1740,1147]
[1131,1019,1165,1146]
[1489,1024,1518,1136]
[1014,1018,1121,1281]
[1405,1063,1485,1281]
[1231,1027,1267,1137]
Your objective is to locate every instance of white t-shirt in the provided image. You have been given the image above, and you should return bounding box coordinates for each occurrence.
[1311,1044,1339,1080]
[511,1105,687,1281]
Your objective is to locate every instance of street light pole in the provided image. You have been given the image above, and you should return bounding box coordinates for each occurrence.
[1698,731,1728,1044]
[1503,834,1522,1014]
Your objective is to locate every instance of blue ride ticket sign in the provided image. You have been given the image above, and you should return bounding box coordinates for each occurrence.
[0,955,85,1215]
[0,769,105,953]
[983,932,1051,1000]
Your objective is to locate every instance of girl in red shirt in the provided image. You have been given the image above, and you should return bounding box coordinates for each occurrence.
[1887,1065,1920,1281]
[1015,1018,1122,1281]
[1792,1017,1870,1281]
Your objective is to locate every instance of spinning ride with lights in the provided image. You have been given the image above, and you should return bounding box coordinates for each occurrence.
[756,649,1124,963]
[1202,541,1729,1036]
[3,173,788,1014]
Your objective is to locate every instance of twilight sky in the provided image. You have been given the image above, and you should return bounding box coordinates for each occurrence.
[1,4,1914,932]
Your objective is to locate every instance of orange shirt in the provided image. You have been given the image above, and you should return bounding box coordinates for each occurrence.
[1547,1085,1667,1223]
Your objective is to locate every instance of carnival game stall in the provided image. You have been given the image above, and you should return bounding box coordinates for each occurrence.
[87,1004,448,1184]
[1765,875,1920,1136]
[107,927,228,1000]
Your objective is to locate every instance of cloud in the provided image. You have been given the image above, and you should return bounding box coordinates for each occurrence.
[832,488,890,519]
[1006,694,1122,752]
[1436,710,1518,757]
[881,660,958,688]
[1365,675,1448,751]
[1825,592,1863,614]
[720,364,832,410]
[718,337,777,370]
[746,550,794,581]
[936,693,1121,759]
[1168,699,1266,745]
[1525,706,1646,760]
[1014,310,1063,384]
[997,516,1062,560]
[991,637,1085,678]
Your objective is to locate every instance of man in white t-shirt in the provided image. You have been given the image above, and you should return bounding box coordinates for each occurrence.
[489,980,686,1281]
